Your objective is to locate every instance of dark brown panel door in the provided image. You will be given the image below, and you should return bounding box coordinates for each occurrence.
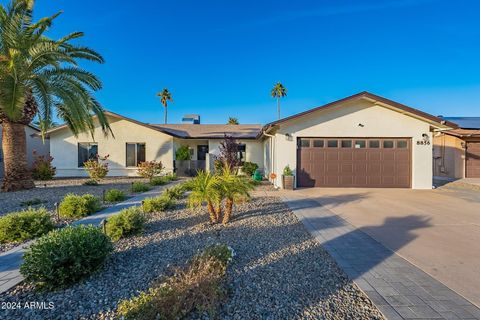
[466,142,480,178]
[297,138,411,188]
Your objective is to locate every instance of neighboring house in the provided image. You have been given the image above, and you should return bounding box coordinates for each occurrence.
[45,91,466,189]
[432,117,480,180]
[0,124,50,178]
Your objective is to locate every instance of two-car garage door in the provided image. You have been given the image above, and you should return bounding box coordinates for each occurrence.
[297,138,411,188]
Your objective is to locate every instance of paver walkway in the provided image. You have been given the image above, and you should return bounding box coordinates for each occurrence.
[279,192,480,320]
[0,182,179,294]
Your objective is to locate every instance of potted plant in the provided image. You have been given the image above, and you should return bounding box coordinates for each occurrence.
[282,165,295,190]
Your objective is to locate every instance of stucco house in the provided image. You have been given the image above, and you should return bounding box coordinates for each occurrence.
[0,124,50,178]
[45,91,469,189]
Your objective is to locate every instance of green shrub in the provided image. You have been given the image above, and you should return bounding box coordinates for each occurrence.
[104,189,126,203]
[20,225,113,290]
[83,157,109,181]
[164,184,185,200]
[200,244,234,266]
[131,182,151,193]
[175,145,192,160]
[106,207,146,241]
[283,165,293,176]
[142,195,175,213]
[117,244,232,320]
[31,151,56,180]
[137,161,164,182]
[242,162,259,177]
[83,179,99,186]
[150,176,168,186]
[0,208,54,244]
[165,173,177,181]
[59,194,101,218]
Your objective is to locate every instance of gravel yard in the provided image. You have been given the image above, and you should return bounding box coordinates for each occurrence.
[0,194,384,320]
[0,177,149,217]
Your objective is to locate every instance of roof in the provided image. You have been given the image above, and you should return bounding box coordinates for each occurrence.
[43,111,262,139]
[440,117,480,129]
[264,91,458,130]
[444,128,480,138]
[151,124,262,139]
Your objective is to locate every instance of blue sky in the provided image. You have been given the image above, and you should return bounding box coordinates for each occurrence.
[13,0,480,124]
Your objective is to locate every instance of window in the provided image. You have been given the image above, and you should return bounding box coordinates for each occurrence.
[313,139,324,148]
[237,144,246,162]
[397,140,408,148]
[126,143,146,167]
[369,140,380,148]
[341,140,352,148]
[327,140,338,148]
[355,140,366,148]
[300,139,310,148]
[383,140,394,148]
[78,143,98,167]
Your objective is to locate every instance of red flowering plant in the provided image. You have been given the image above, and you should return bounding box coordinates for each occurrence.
[31,150,56,180]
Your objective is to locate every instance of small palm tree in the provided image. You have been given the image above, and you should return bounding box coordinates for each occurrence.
[157,89,173,124]
[271,82,287,119]
[227,117,239,125]
[33,118,57,141]
[0,0,110,191]
[217,166,254,225]
[187,171,221,223]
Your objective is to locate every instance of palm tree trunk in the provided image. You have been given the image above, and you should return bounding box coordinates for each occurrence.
[164,106,167,124]
[207,200,217,223]
[277,98,280,119]
[1,121,35,191]
[215,203,222,222]
[222,198,234,225]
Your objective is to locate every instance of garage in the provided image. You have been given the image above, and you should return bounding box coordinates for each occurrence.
[466,141,480,178]
[297,138,411,188]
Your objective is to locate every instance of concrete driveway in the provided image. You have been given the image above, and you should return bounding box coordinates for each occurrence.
[287,185,480,307]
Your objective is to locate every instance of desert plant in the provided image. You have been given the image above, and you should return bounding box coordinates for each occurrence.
[0,208,54,243]
[164,184,186,200]
[137,161,164,182]
[105,207,146,241]
[150,176,169,186]
[20,225,113,289]
[83,156,109,181]
[165,172,177,181]
[175,145,191,160]
[217,167,254,225]
[117,244,232,320]
[131,182,151,193]
[83,179,99,186]
[187,171,221,223]
[31,151,56,180]
[58,194,101,218]
[242,162,259,177]
[104,189,126,203]
[283,165,293,176]
[142,195,175,213]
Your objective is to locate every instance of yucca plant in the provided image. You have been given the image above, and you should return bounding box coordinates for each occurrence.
[0,0,110,191]
[217,167,254,225]
[187,171,221,224]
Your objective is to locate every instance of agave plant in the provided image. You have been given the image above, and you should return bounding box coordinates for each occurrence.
[0,0,110,191]
[217,167,254,225]
[187,171,221,223]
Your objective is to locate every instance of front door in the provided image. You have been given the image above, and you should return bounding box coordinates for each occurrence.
[197,145,209,161]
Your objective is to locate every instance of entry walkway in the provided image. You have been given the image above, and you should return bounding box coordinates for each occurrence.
[279,192,480,320]
[0,182,179,294]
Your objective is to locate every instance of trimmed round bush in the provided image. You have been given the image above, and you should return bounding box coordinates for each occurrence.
[20,225,113,289]
[106,207,146,241]
[59,194,101,218]
[143,195,175,213]
[0,208,54,243]
[104,189,126,203]
[131,182,151,193]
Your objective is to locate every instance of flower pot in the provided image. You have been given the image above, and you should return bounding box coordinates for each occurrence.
[282,175,295,190]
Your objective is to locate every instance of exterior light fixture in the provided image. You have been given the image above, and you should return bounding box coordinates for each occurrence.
[285,133,293,141]
[358,123,364,127]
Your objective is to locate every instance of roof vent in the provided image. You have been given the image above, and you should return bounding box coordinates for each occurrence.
[182,114,200,124]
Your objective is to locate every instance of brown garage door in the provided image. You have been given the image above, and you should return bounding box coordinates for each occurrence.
[297,138,411,188]
[466,142,480,178]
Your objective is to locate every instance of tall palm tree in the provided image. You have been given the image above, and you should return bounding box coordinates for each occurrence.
[186,170,221,224]
[270,82,287,120]
[157,88,173,124]
[227,117,238,125]
[0,0,110,191]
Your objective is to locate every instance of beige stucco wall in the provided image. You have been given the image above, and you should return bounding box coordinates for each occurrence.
[433,133,465,179]
[271,99,435,189]
[0,125,50,177]
[50,116,174,177]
